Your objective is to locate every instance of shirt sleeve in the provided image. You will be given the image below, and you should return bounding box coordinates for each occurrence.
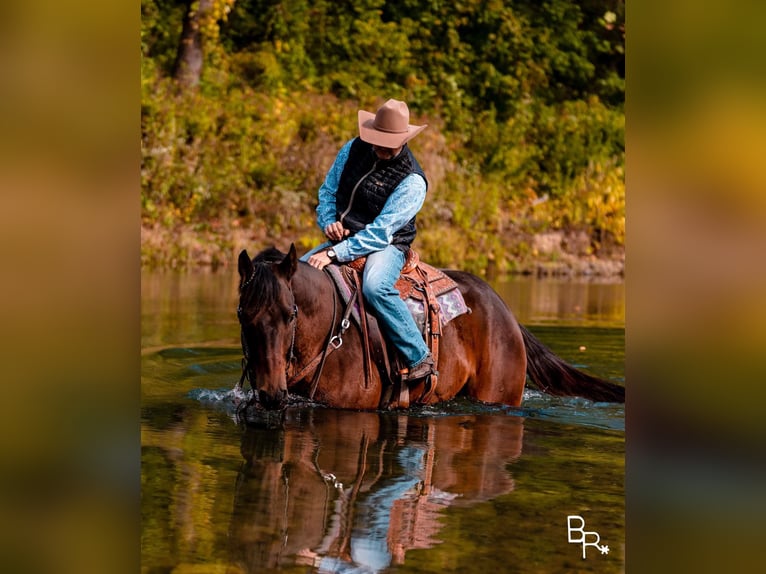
[316,139,354,231]
[333,173,427,261]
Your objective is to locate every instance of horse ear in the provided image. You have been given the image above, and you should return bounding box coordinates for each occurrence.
[238,250,253,287]
[277,243,297,280]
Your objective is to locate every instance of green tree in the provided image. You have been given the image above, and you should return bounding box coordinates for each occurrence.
[141,0,626,271]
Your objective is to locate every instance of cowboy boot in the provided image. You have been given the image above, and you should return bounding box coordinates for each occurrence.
[402,353,435,382]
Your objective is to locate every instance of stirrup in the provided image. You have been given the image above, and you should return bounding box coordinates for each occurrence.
[401,355,435,382]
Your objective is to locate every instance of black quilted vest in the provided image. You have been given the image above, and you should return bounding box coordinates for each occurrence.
[336,138,428,251]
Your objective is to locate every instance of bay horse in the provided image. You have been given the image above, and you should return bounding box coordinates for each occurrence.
[236,244,625,410]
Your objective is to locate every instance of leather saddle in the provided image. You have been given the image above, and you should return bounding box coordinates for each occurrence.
[324,249,470,409]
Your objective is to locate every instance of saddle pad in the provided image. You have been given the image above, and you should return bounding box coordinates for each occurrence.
[404,287,469,332]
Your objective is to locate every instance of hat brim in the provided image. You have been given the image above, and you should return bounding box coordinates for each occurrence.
[358,110,427,148]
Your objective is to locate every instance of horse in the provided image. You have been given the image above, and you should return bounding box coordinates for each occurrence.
[236,244,625,410]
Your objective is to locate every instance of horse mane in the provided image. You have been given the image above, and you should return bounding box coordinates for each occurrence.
[254,247,285,264]
[239,247,287,313]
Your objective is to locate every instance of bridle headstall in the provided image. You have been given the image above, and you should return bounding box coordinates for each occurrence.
[236,268,357,401]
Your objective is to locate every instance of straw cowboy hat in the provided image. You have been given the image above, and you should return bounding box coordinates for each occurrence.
[358,99,427,148]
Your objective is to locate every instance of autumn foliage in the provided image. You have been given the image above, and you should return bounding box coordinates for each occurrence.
[141,0,624,274]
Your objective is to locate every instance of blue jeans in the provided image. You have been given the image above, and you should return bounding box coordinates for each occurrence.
[301,243,429,367]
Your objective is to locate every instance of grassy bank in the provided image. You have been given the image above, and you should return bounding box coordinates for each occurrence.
[141,88,624,278]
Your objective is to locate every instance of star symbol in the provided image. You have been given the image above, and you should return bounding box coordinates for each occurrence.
[599,545,610,555]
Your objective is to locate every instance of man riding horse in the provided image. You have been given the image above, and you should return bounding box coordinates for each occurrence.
[301,98,435,383]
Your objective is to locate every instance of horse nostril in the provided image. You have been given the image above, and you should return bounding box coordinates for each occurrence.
[260,389,288,410]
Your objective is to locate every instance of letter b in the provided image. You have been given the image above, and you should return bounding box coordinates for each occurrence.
[567,515,585,543]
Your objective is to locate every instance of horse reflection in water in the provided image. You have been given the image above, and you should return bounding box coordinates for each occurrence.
[227,409,524,572]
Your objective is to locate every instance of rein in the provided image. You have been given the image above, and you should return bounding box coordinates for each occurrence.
[305,274,338,400]
[296,268,358,400]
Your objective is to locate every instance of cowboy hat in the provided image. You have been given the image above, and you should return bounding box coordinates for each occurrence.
[358,99,427,148]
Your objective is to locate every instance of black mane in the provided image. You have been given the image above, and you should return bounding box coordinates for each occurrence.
[240,247,288,313]
[253,247,286,264]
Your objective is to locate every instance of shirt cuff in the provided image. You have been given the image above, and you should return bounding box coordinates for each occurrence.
[332,241,352,262]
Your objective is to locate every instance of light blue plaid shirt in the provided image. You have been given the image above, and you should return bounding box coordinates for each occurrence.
[316,139,427,262]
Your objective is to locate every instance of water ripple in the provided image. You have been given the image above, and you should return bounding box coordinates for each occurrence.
[186,386,624,431]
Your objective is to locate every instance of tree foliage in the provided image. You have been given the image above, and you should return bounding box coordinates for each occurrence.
[141,0,625,273]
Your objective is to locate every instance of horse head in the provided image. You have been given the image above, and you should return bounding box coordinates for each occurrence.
[237,244,298,409]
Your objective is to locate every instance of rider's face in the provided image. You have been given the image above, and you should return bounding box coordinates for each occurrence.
[372,145,403,160]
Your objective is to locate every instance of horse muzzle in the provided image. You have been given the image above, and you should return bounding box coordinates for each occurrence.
[258,387,288,410]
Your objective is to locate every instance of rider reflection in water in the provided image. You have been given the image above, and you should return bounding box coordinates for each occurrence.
[297,445,456,572]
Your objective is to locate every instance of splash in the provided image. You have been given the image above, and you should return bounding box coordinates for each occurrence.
[186,386,623,431]
[507,389,625,431]
[186,386,252,420]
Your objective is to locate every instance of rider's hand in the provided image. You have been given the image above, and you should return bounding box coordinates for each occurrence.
[307,250,333,270]
[324,221,350,242]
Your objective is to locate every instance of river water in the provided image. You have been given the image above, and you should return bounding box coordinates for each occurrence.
[141,270,625,573]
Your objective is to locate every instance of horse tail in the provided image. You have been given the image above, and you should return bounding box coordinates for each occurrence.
[520,324,625,403]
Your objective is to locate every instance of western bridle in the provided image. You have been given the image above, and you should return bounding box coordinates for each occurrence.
[236,268,357,402]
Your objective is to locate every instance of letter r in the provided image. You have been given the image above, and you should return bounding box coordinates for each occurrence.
[582,530,602,559]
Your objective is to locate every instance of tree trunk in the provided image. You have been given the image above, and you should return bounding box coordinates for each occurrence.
[173,0,214,89]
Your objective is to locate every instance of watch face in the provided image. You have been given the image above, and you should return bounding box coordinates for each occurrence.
[328,249,335,259]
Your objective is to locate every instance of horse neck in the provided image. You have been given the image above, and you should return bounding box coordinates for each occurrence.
[291,263,337,355]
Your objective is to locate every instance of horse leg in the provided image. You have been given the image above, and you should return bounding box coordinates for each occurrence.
[468,314,526,406]
[447,272,527,406]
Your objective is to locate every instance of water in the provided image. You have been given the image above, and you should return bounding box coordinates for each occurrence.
[141,270,625,573]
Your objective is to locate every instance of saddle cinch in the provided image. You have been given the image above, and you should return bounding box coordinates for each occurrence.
[324,249,470,409]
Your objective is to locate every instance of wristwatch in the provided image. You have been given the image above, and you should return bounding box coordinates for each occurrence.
[326,249,337,261]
